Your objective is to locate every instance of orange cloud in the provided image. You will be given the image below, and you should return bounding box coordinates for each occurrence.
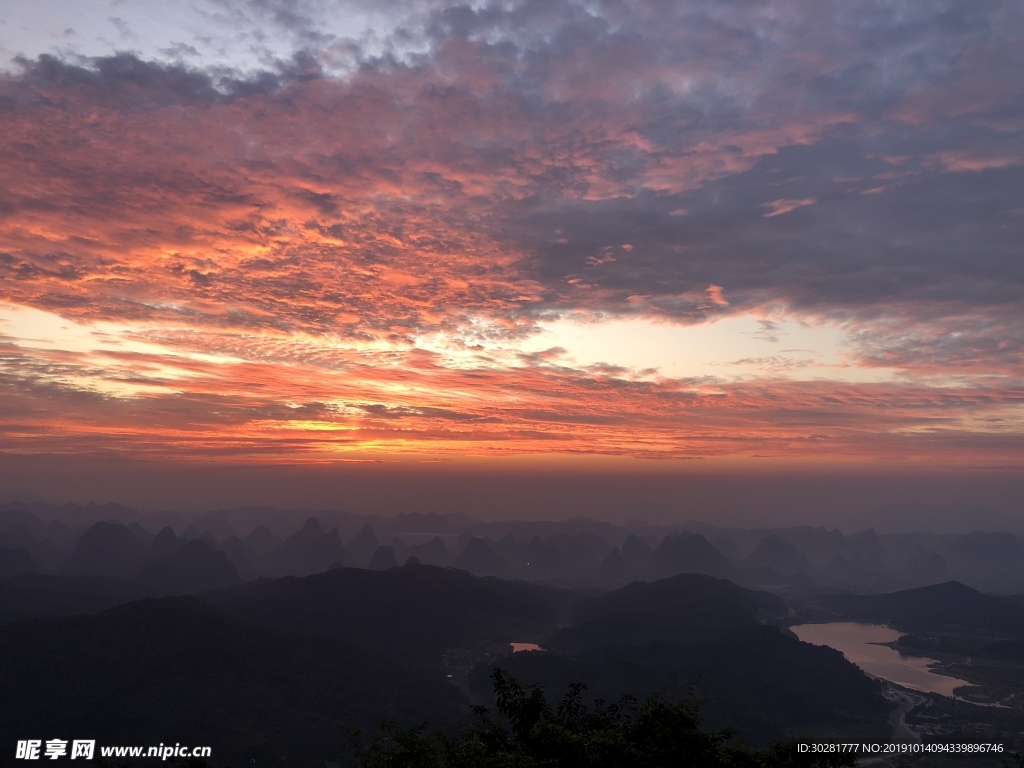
[706,285,728,307]
[0,36,1021,470]
[761,198,817,218]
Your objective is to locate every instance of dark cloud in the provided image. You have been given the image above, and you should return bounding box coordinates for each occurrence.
[12,53,223,106]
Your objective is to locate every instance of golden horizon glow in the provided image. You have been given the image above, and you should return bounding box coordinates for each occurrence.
[1,300,1021,465]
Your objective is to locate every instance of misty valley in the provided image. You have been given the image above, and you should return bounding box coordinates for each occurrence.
[0,501,1022,766]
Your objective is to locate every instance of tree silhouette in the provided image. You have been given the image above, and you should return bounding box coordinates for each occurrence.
[350,669,857,768]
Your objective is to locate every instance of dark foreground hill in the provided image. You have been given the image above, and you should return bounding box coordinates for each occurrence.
[548,573,786,652]
[0,565,891,765]
[0,573,146,622]
[817,580,1024,662]
[208,562,567,659]
[473,574,887,747]
[0,597,465,766]
[475,626,889,748]
[820,580,1024,638]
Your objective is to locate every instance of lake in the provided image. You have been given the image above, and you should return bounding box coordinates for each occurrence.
[790,622,970,697]
[509,642,544,653]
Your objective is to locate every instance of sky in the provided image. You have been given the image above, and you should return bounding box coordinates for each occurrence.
[0,1,1022,521]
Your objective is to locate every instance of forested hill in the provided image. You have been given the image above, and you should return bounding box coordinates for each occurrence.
[0,564,890,766]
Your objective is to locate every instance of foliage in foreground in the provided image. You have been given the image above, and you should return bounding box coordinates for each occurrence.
[349,669,857,768]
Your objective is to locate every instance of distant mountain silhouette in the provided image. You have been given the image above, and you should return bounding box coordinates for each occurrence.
[126,521,154,546]
[652,532,734,579]
[369,545,398,570]
[61,521,146,578]
[244,526,282,560]
[271,517,350,576]
[954,531,1024,564]
[0,505,48,536]
[736,565,786,588]
[7,503,1024,593]
[491,534,519,563]
[569,531,614,569]
[136,538,240,595]
[192,509,238,541]
[0,526,62,569]
[712,534,739,561]
[597,547,629,586]
[218,535,255,580]
[940,532,1024,590]
[454,538,509,577]
[347,524,380,568]
[0,547,39,579]
[388,536,409,563]
[524,536,565,577]
[407,536,452,567]
[745,535,813,575]
[147,526,184,563]
[621,534,652,576]
[180,524,204,540]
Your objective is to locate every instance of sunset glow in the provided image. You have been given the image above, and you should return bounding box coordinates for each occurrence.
[1,0,1022,470]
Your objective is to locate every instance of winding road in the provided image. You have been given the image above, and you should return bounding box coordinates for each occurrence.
[883,684,925,743]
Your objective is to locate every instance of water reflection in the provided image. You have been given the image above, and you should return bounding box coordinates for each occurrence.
[790,622,969,697]
[510,642,544,653]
